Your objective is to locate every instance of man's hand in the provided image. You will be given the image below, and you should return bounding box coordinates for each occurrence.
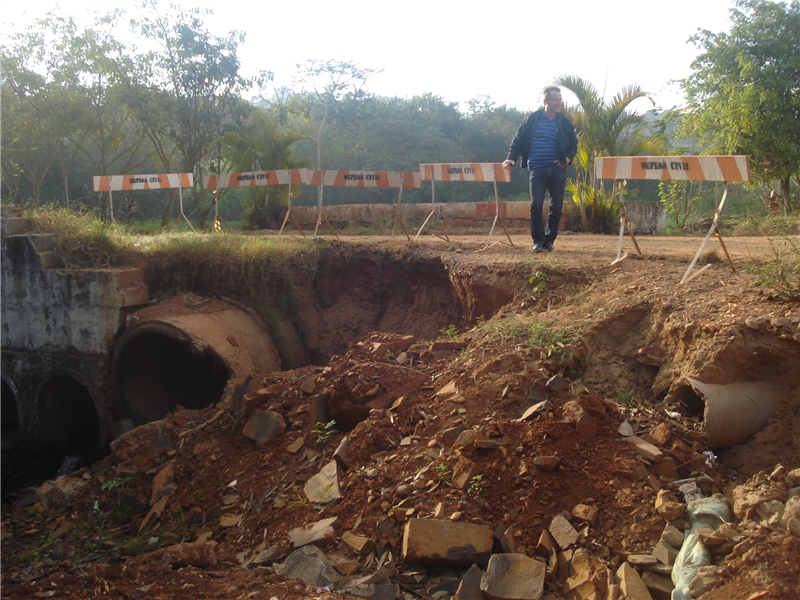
[502,159,515,169]
[554,157,571,168]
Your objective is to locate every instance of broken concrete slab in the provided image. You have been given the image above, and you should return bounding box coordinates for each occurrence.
[372,582,400,600]
[275,545,341,588]
[435,380,458,396]
[454,563,484,600]
[625,435,664,462]
[616,562,653,600]
[652,541,679,566]
[304,460,341,504]
[533,456,560,472]
[649,423,672,446]
[372,335,415,357]
[549,514,580,549]
[342,531,376,555]
[452,456,481,490]
[545,374,570,393]
[308,394,327,425]
[627,555,658,567]
[517,400,553,422]
[402,519,492,567]
[480,553,546,600]
[571,504,599,527]
[242,409,285,445]
[641,571,674,600]
[441,425,466,447]
[288,516,339,548]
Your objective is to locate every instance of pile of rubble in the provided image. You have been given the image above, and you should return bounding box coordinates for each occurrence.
[2,333,798,599]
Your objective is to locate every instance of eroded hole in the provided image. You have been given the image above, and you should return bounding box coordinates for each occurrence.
[118,331,229,426]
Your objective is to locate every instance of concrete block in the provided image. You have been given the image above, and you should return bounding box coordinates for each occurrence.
[641,571,674,600]
[517,400,553,422]
[533,456,560,472]
[549,514,580,549]
[625,435,664,462]
[275,545,341,588]
[402,518,492,567]
[452,456,481,490]
[572,504,599,527]
[288,516,339,548]
[309,394,327,426]
[304,460,341,503]
[242,409,285,445]
[342,531,375,555]
[616,562,653,600]
[653,541,679,566]
[454,563,484,600]
[480,553,546,600]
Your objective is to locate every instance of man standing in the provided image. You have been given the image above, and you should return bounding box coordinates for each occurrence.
[503,86,578,252]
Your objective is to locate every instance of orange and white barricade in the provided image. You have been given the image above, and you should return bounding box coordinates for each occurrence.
[595,156,750,282]
[204,169,308,236]
[305,170,421,239]
[417,163,513,249]
[93,173,193,225]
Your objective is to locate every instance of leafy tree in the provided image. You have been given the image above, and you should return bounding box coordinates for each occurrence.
[294,59,380,206]
[554,75,665,231]
[2,12,153,216]
[220,106,311,229]
[127,1,256,228]
[679,0,800,212]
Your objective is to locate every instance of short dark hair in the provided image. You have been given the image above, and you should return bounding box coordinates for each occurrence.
[543,86,561,102]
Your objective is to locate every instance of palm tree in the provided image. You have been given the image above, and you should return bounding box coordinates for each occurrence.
[554,75,666,231]
[221,107,312,229]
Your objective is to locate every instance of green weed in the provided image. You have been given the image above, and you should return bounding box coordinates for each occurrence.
[467,474,489,497]
[527,320,578,357]
[435,464,452,484]
[747,235,800,301]
[438,324,461,340]
[313,420,337,445]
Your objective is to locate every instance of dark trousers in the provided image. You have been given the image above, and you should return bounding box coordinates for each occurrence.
[529,166,567,245]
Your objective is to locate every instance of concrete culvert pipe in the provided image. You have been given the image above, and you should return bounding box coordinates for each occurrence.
[112,296,281,427]
[667,378,784,449]
[1,377,20,437]
[38,374,101,456]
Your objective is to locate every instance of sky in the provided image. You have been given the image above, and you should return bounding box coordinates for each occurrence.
[2,0,737,114]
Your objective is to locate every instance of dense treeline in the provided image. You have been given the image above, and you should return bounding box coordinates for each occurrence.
[2,0,797,230]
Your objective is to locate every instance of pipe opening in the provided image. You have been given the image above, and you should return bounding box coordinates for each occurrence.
[1,378,19,436]
[667,384,705,420]
[118,331,230,426]
[38,375,100,457]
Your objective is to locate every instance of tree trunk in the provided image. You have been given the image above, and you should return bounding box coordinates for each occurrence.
[781,176,792,215]
[162,189,176,227]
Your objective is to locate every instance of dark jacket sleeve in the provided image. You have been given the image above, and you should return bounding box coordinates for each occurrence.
[562,115,578,163]
[506,113,535,168]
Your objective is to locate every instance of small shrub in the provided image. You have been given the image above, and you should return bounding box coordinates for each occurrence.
[467,474,489,497]
[313,420,337,445]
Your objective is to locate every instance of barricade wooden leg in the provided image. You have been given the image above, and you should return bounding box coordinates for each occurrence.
[414,210,436,241]
[714,228,736,273]
[681,182,730,284]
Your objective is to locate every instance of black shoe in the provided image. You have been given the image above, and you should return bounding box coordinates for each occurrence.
[544,241,554,252]
[533,243,544,253]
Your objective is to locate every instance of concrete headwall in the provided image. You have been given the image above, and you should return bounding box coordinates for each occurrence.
[1,233,149,449]
[1,228,282,458]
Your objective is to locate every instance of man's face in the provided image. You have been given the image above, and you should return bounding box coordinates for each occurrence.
[544,91,563,113]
